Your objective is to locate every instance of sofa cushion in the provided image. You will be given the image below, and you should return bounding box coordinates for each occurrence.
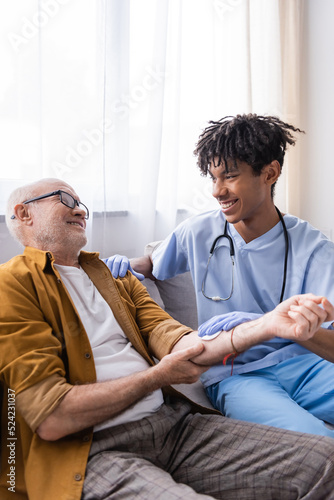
[155,273,198,330]
[144,241,198,330]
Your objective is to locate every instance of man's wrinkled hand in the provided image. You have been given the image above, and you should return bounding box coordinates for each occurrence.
[155,343,209,386]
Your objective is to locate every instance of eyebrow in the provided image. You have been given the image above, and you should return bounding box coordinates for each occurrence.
[208,165,239,177]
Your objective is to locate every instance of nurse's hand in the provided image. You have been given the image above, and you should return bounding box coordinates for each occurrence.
[265,293,334,341]
[198,311,262,340]
[103,255,145,281]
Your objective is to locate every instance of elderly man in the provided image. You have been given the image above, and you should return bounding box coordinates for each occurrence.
[1,178,334,500]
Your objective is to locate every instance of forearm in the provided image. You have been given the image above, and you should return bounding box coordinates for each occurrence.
[130,255,155,280]
[37,343,208,441]
[173,317,273,365]
[297,327,334,363]
[37,366,165,441]
[179,296,334,365]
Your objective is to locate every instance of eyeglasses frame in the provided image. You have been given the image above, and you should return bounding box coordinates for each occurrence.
[11,189,89,220]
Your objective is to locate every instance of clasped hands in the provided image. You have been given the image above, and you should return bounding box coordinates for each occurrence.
[262,293,334,341]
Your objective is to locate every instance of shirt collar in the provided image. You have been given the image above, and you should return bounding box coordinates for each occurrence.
[23,246,100,271]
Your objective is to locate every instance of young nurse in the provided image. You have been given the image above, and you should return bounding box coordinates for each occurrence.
[107,114,334,437]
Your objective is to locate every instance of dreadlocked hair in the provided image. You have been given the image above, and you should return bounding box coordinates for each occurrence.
[194,114,304,181]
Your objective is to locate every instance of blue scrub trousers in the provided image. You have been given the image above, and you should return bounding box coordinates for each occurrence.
[206,353,334,437]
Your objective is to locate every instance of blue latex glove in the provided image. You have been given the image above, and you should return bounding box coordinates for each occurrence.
[103,254,145,281]
[198,311,262,340]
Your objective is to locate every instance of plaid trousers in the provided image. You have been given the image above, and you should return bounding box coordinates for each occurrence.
[82,400,334,500]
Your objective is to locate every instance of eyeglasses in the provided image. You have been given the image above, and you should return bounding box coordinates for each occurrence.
[11,190,89,220]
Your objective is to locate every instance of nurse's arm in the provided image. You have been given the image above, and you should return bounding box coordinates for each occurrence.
[296,328,334,363]
[130,255,154,280]
[172,318,273,366]
[173,294,334,365]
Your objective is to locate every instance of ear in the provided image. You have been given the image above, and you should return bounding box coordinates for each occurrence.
[13,203,34,226]
[262,160,281,186]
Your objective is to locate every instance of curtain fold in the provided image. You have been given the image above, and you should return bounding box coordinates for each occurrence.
[279,0,303,216]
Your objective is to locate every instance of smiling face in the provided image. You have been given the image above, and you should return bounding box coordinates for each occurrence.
[15,179,88,265]
[209,158,280,240]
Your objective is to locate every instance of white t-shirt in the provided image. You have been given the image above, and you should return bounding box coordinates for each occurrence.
[55,264,163,431]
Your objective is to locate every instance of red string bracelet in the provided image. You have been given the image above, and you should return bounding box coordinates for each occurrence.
[223,327,239,375]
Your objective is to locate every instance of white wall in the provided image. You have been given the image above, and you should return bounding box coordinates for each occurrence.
[300,0,334,240]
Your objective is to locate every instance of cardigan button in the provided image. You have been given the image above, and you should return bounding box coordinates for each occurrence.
[82,435,90,442]
[84,352,91,359]
[74,473,82,481]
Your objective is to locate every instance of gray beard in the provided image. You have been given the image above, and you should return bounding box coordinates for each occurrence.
[34,222,87,253]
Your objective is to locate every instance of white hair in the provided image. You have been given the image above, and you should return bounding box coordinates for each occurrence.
[6,178,65,245]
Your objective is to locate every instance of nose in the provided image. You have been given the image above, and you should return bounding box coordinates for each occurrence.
[72,203,89,220]
[212,178,228,199]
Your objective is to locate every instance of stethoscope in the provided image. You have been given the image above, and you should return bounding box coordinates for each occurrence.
[201,207,289,303]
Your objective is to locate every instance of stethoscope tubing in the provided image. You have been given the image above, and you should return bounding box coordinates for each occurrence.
[202,206,289,304]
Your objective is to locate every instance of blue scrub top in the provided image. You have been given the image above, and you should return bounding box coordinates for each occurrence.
[152,209,334,386]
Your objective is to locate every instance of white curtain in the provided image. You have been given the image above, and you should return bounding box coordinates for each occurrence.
[0,0,302,259]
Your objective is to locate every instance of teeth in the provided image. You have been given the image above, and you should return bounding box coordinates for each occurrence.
[221,201,235,209]
[68,222,81,227]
